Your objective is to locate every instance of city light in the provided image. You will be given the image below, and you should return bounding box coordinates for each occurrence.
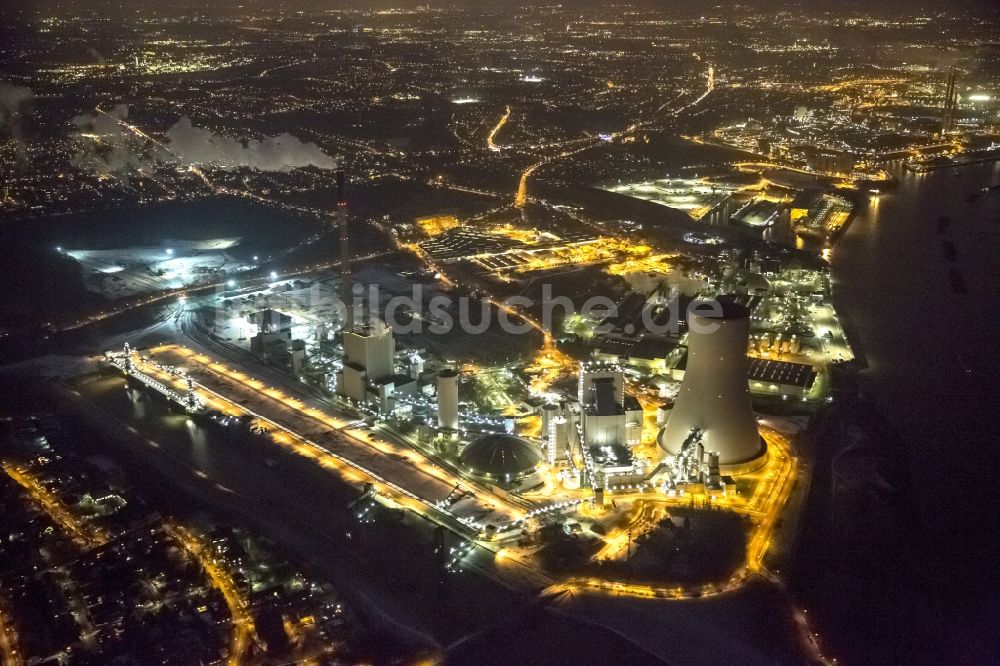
[4,5,990,664]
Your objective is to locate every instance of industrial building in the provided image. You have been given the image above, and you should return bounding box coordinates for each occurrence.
[249,308,293,356]
[337,320,416,412]
[458,433,543,488]
[669,349,818,398]
[730,199,784,228]
[578,361,644,448]
[747,357,818,397]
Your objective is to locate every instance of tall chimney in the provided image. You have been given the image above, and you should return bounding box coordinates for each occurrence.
[942,68,957,135]
[337,168,353,330]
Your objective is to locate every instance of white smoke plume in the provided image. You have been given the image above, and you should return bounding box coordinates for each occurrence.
[621,271,661,296]
[69,108,335,175]
[0,84,35,163]
[164,116,335,171]
[70,104,159,175]
[72,103,130,136]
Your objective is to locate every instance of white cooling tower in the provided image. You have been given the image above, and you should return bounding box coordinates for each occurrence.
[658,300,764,468]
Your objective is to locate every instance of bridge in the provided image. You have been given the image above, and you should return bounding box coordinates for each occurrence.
[105,345,206,415]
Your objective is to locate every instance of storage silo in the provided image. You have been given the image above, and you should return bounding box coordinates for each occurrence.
[437,368,459,430]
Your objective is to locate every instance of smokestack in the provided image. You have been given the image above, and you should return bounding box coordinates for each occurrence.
[942,68,957,135]
[337,168,353,330]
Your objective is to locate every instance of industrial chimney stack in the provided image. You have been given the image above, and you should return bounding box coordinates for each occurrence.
[942,68,957,135]
[336,168,353,330]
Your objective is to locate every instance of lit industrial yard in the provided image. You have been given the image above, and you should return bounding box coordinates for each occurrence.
[3,2,998,664]
[97,320,806,609]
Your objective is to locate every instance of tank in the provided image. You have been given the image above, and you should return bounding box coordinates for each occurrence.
[436,369,459,429]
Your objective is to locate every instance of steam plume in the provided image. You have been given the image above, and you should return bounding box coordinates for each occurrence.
[164,116,335,171]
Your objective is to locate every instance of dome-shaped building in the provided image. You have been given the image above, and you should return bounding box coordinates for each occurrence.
[744,273,772,294]
[459,433,542,485]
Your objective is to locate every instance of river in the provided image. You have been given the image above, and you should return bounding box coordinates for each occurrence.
[829,158,1000,656]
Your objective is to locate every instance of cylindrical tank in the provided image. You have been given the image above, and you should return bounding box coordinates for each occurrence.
[437,368,459,430]
[658,301,764,467]
[561,469,581,490]
[548,416,568,465]
[656,402,673,426]
[541,403,559,434]
[291,339,307,378]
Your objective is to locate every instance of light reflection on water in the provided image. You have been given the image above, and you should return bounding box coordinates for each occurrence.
[90,375,225,470]
[830,158,1000,520]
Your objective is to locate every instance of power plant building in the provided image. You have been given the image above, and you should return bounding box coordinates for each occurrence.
[459,433,542,487]
[343,320,395,380]
[578,362,643,448]
[337,320,411,410]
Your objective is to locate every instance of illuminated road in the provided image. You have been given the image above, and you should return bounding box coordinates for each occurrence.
[814,77,907,92]
[515,63,715,209]
[592,501,664,561]
[746,431,797,572]
[660,63,714,114]
[1,462,109,548]
[165,524,256,666]
[0,603,21,666]
[514,161,542,208]
[428,181,505,199]
[258,56,318,79]
[487,105,512,152]
[731,161,853,179]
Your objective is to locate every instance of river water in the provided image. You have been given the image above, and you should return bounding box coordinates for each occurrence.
[830,158,1000,648]
[833,160,1000,494]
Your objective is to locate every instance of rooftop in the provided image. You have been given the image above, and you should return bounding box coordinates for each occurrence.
[748,358,818,388]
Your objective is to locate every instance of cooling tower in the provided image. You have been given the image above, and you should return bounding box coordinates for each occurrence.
[658,300,764,468]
